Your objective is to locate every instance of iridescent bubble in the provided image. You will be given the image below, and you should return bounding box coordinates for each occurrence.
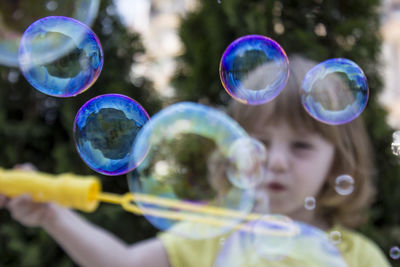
[227,137,267,189]
[329,230,342,245]
[0,0,100,67]
[215,219,348,267]
[73,94,149,176]
[334,174,354,196]
[304,196,316,210]
[252,215,298,261]
[19,16,103,97]
[301,58,369,125]
[220,35,289,105]
[390,246,400,260]
[128,102,255,239]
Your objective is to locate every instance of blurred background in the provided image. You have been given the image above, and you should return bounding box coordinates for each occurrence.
[0,0,399,266]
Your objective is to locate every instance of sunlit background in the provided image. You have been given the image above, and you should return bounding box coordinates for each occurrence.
[117,0,400,127]
[116,0,197,98]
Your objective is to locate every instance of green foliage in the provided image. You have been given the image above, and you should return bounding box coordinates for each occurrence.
[0,0,160,266]
[173,0,399,264]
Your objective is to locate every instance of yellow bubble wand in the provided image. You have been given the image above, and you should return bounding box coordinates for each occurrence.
[0,168,298,236]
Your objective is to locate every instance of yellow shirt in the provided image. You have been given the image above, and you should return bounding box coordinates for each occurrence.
[159,225,391,267]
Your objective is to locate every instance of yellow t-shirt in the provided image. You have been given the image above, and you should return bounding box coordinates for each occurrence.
[159,225,391,267]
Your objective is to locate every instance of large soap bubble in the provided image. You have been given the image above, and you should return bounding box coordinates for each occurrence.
[220,35,289,105]
[19,16,103,97]
[214,216,348,267]
[300,58,369,125]
[73,94,149,176]
[128,102,259,239]
[0,0,100,67]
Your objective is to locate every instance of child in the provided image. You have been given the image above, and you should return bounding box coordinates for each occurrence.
[0,56,391,266]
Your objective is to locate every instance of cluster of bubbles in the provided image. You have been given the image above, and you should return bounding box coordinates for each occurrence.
[220,36,369,125]
[9,7,397,265]
[14,14,151,177]
[14,17,273,242]
[303,174,355,213]
[127,102,266,239]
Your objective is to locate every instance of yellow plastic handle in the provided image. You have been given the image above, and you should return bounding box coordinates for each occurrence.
[0,168,101,212]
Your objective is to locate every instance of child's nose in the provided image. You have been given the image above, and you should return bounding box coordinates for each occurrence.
[266,146,289,173]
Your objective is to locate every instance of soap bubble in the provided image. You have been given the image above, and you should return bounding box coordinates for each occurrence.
[304,196,316,210]
[329,230,342,245]
[252,215,298,261]
[128,102,256,239]
[220,35,289,105]
[334,174,354,195]
[19,16,103,97]
[227,137,267,189]
[390,246,400,260]
[301,58,368,125]
[0,0,100,67]
[73,94,149,176]
[214,218,348,267]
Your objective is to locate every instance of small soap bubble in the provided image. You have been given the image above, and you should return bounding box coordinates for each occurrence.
[73,94,149,176]
[46,1,58,11]
[301,58,369,125]
[390,246,400,260]
[227,137,267,189]
[220,35,289,105]
[334,174,354,195]
[7,70,20,84]
[329,230,342,245]
[304,196,316,210]
[19,16,103,97]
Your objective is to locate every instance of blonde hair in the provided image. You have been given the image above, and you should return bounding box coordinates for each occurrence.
[227,55,376,228]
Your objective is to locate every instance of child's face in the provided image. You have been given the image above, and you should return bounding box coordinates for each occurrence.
[251,121,335,218]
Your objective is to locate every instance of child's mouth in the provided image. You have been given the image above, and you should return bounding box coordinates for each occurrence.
[267,182,286,192]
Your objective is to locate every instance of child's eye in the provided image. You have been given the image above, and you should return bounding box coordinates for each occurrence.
[292,141,313,150]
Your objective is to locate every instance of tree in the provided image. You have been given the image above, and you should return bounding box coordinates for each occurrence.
[173,0,399,264]
[0,0,161,266]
